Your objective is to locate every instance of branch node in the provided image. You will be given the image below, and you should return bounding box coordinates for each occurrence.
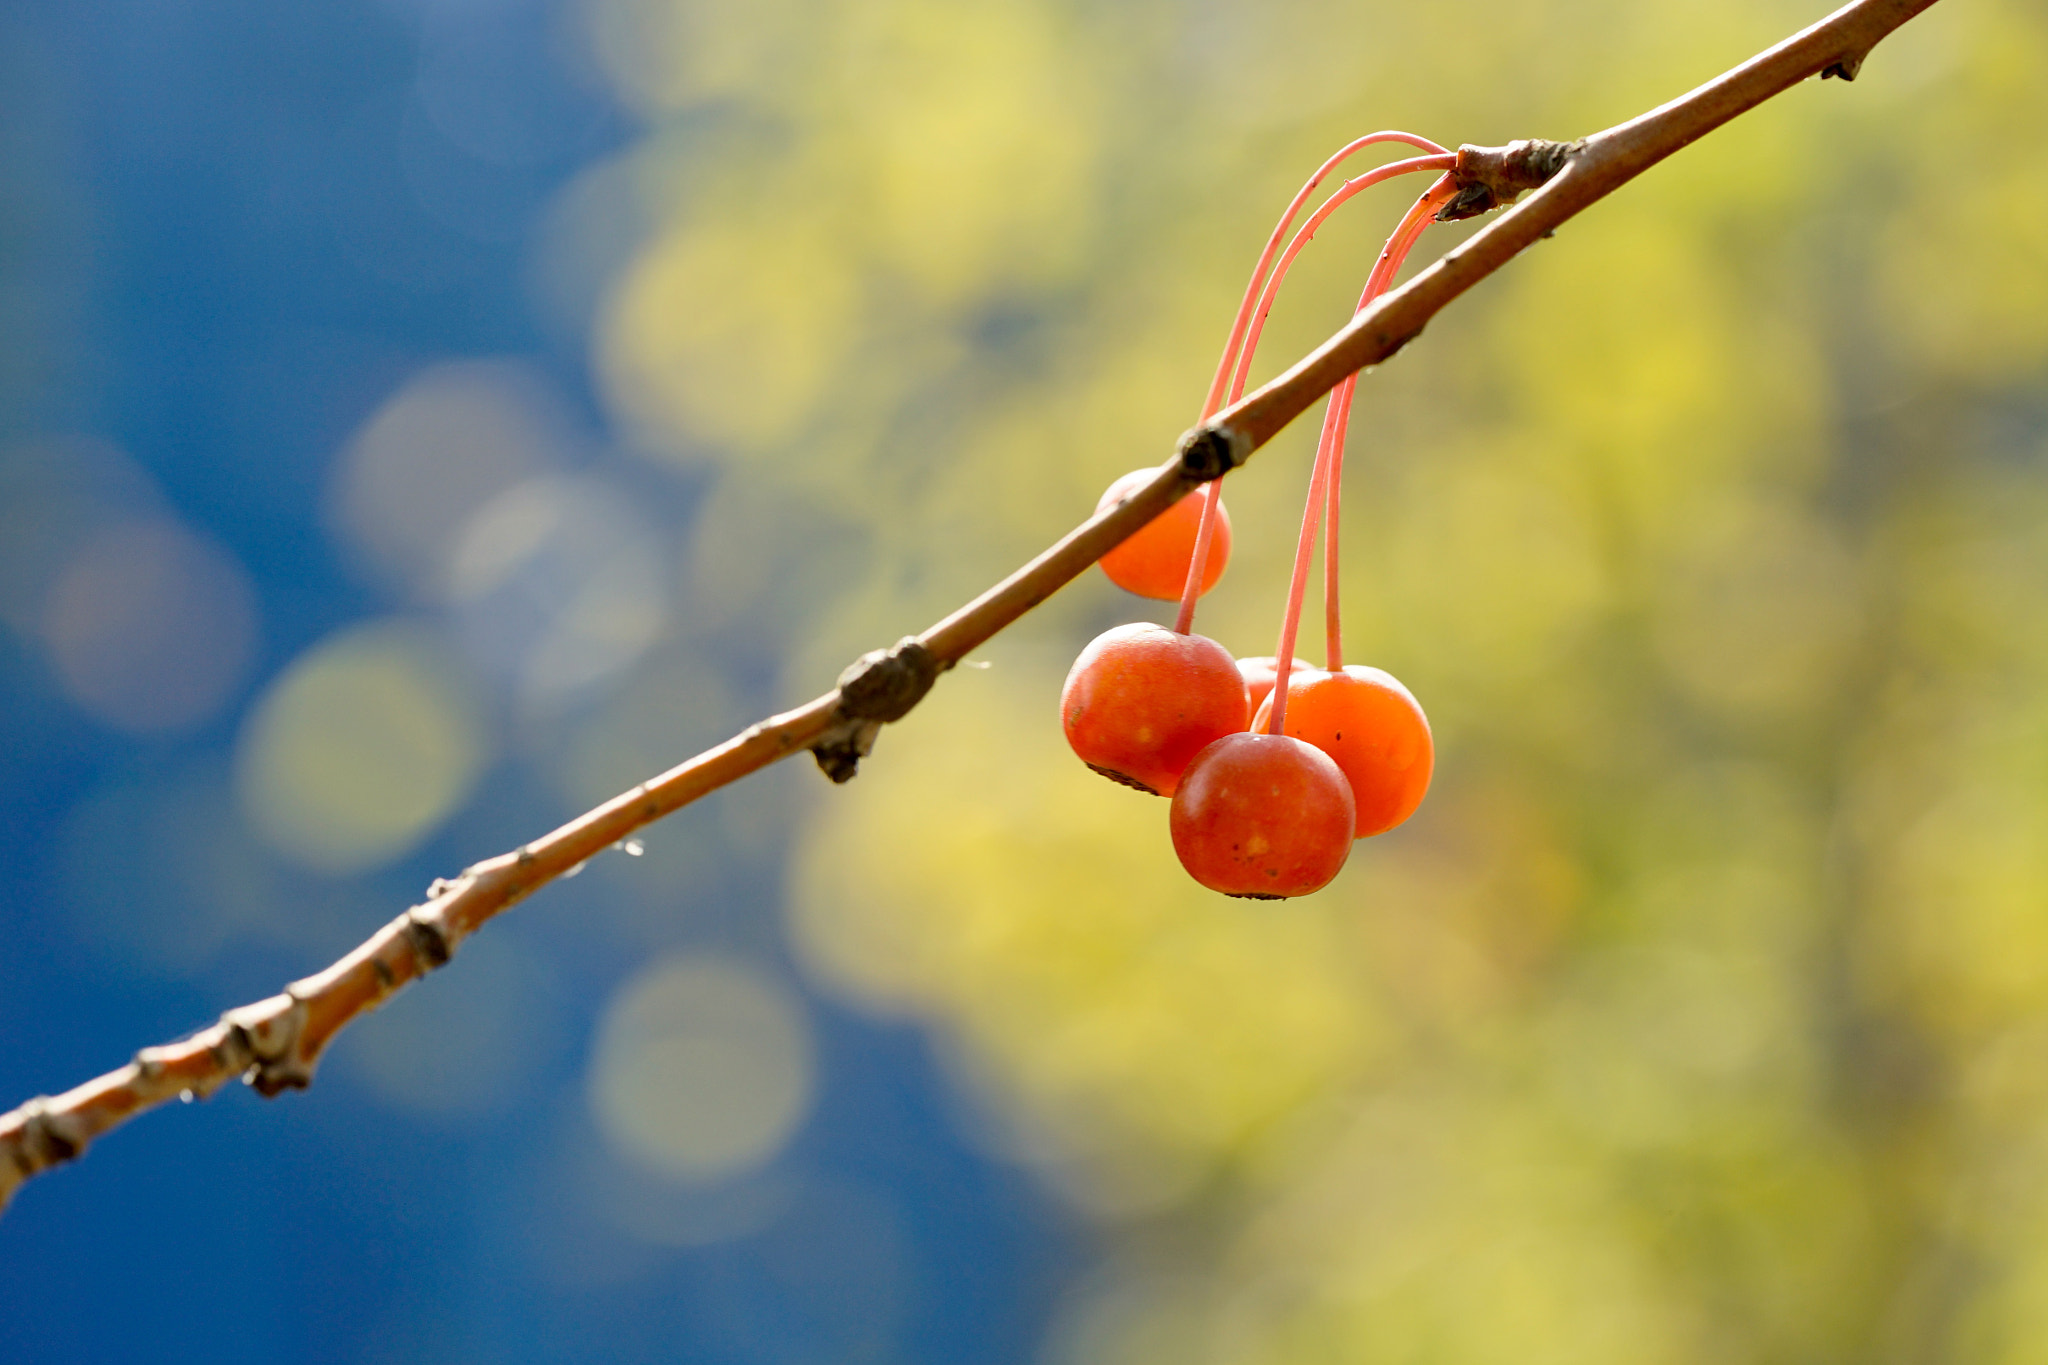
[1441,139,1579,221]
[221,992,314,1097]
[814,637,940,782]
[206,1029,254,1083]
[1822,51,1866,80]
[836,636,940,724]
[1177,424,1249,481]
[402,906,453,972]
[813,719,882,784]
[14,1097,85,1173]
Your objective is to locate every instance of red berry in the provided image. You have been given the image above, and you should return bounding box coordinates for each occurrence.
[1095,469,1232,601]
[1236,655,1314,713]
[1252,665,1432,837]
[1169,732,1355,897]
[1061,623,1249,796]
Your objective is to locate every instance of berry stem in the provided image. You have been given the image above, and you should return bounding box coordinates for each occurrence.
[1198,133,1449,422]
[1276,174,1458,727]
[1266,411,1333,736]
[1313,176,1459,673]
[1176,136,1451,636]
[1172,481,1221,634]
[1321,378,1352,670]
[1226,153,1458,407]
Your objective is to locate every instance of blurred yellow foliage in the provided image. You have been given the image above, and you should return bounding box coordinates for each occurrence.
[235,619,486,875]
[574,0,2048,1357]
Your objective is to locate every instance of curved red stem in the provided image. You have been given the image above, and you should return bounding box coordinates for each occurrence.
[1172,481,1222,635]
[1267,419,1335,736]
[1276,174,1458,719]
[1198,132,1448,423]
[1173,136,1452,635]
[1322,377,1353,671]
[1225,153,1458,409]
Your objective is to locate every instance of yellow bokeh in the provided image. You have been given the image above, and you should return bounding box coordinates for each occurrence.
[588,954,815,1182]
[235,619,487,875]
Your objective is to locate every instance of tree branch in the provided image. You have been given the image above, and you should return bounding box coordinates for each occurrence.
[0,0,1942,1214]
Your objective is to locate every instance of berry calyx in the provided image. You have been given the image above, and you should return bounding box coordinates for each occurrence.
[1252,665,1432,837]
[1237,655,1314,712]
[1061,623,1249,796]
[1169,732,1355,897]
[1095,469,1232,601]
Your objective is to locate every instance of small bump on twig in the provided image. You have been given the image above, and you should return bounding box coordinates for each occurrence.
[1439,139,1578,221]
[837,637,940,724]
[813,720,882,784]
[222,992,315,1097]
[402,908,452,972]
[813,637,942,782]
[207,1028,254,1081]
[16,1098,83,1169]
[1177,424,1249,482]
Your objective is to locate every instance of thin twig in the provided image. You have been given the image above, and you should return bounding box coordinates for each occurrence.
[0,0,1941,1214]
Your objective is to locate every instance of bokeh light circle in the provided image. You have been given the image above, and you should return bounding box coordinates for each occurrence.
[234,619,487,874]
[444,473,667,707]
[590,955,815,1183]
[42,516,259,733]
[325,359,571,598]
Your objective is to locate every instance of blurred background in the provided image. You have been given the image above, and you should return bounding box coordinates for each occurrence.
[1,0,2042,1360]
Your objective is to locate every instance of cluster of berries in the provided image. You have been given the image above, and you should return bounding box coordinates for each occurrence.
[1062,132,1455,899]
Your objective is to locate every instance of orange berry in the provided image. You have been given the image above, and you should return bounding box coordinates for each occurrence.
[1169,732,1355,897]
[1061,623,1249,796]
[1251,665,1432,837]
[1236,655,1314,713]
[1094,469,1231,601]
